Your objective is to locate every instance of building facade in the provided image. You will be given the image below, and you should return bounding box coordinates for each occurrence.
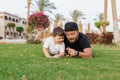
[0,12,26,39]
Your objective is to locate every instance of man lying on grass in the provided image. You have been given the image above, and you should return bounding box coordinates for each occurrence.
[64,22,92,58]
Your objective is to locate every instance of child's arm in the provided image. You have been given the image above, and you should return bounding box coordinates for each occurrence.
[53,52,65,58]
[43,47,52,58]
[59,52,65,57]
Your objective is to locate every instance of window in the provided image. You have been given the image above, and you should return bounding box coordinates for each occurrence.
[16,19,18,22]
[9,17,11,21]
[4,16,8,20]
[12,18,15,22]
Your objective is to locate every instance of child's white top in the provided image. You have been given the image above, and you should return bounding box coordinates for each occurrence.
[43,37,65,54]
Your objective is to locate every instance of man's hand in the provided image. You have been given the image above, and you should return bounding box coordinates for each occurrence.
[66,47,78,57]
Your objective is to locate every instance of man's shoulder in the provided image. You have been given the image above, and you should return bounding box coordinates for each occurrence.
[79,33,88,39]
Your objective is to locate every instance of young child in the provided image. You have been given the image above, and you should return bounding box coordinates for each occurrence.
[43,27,65,58]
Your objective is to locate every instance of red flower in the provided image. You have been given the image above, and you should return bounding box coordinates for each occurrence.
[28,12,49,29]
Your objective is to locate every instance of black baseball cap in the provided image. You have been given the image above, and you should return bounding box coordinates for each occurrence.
[64,22,78,31]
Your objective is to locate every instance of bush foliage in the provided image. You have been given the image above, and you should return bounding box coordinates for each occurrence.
[28,12,49,29]
[86,32,113,44]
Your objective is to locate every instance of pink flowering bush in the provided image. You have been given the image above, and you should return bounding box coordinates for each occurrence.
[28,12,49,29]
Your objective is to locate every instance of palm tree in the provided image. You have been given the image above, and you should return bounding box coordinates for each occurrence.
[97,13,104,21]
[94,13,104,31]
[70,10,85,23]
[30,0,56,13]
[7,23,16,38]
[25,0,31,36]
[111,0,120,46]
[7,23,16,30]
[54,13,65,28]
[94,13,109,33]
[103,0,108,33]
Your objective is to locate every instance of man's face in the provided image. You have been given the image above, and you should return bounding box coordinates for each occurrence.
[65,30,79,43]
[54,35,64,44]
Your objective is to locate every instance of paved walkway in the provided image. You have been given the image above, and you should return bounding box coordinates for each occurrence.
[0,39,26,44]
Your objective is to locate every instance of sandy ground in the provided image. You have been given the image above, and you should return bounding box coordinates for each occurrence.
[0,39,26,44]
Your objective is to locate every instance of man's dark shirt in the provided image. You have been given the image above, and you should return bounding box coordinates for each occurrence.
[64,33,91,52]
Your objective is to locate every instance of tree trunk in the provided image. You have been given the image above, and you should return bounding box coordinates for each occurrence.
[78,21,82,32]
[111,0,120,46]
[19,32,21,36]
[43,29,47,39]
[47,24,51,37]
[54,20,58,28]
[103,0,108,33]
[59,21,63,28]
[25,0,31,37]
[87,23,90,33]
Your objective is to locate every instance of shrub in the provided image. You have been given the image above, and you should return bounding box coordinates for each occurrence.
[27,12,49,44]
[86,32,113,45]
[28,12,49,29]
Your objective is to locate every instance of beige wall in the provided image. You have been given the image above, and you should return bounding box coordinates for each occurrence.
[0,15,5,39]
[0,12,26,39]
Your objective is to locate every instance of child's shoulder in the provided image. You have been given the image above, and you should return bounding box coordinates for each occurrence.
[45,36,54,41]
[47,36,53,40]
[43,36,53,44]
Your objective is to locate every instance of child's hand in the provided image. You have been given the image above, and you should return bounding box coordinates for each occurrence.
[53,54,60,58]
[46,56,53,58]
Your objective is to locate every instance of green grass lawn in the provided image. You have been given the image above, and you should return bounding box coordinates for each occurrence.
[0,44,120,80]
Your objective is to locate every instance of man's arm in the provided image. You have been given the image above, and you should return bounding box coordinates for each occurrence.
[78,48,92,58]
[66,47,92,58]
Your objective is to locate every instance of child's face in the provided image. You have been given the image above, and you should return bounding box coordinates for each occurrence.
[54,35,64,44]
